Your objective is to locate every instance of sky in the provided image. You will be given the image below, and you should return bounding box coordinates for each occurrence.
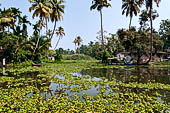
[1,0,170,50]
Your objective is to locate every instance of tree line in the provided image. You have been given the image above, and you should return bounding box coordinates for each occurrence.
[0,0,170,64]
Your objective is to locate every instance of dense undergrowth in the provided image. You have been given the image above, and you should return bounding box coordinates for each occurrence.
[0,60,170,112]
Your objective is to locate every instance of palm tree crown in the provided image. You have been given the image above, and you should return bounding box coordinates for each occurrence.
[49,0,65,39]
[122,0,141,29]
[54,26,65,49]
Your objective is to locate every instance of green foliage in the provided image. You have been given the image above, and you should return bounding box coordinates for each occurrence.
[62,54,94,60]
[159,19,170,50]
[54,53,62,61]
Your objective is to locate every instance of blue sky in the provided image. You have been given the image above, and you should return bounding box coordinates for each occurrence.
[1,0,170,50]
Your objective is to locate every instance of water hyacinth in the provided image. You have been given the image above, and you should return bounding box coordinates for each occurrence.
[0,60,170,112]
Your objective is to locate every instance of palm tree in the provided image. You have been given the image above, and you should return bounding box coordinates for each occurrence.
[139,9,158,30]
[46,29,53,38]
[29,0,51,54]
[90,0,111,55]
[54,26,65,49]
[77,36,83,47]
[0,8,15,32]
[122,0,141,29]
[25,36,51,60]
[73,39,77,53]
[19,15,31,38]
[73,36,83,54]
[49,0,65,40]
[139,0,161,63]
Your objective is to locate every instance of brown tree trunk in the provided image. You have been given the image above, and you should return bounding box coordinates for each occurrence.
[100,10,105,52]
[146,2,153,64]
[50,20,57,40]
[33,16,42,54]
[46,18,48,37]
[129,16,132,30]
[100,10,106,63]
[54,36,61,50]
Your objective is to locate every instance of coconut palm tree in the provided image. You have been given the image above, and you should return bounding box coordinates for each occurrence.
[29,0,51,54]
[0,8,15,32]
[122,0,141,29]
[46,29,53,38]
[90,0,111,54]
[74,36,83,54]
[49,0,65,40]
[139,0,161,63]
[76,36,82,48]
[54,26,65,49]
[73,39,77,53]
[139,9,159,30]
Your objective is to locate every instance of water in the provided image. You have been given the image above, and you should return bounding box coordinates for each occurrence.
[1,67,170,104]
[81,67,170,84]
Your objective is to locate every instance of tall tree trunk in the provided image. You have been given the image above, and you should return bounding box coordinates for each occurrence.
[129,16,132,30]
[46,18,48,37]
[100,10,105,52]
[33,17,42,54]
[75,43,76,54]
[146,2,153,64]
[54,36,61,50]
[150,5,153,62]
[50,20,57,40]
[100,10,106,63]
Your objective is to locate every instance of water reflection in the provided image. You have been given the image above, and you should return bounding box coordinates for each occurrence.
[81,67,170,84]
[1,66,170,104]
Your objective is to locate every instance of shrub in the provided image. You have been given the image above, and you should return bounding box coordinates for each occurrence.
[54,53,62,61]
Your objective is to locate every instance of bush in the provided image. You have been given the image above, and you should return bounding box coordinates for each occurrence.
[96,51,111,63]
[54,53,62,61]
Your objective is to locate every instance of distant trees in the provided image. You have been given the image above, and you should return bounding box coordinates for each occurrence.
[1,0,169,64]
[159,19,170,51]
[73,36,83,54]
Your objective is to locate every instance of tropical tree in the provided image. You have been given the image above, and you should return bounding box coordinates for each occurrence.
[73,39,77,53]
[73,36,82,54]
[139,0,161,63]
[25,35,51,61]
[49,0,65,40]
[29,0,51,54]
[139,9,159,30]
[122,0,141,29]
[18,15,31,38]
[159,19,170,51]
[0,8,16,32]
[90,0,111,60]
[54,26,65,49]
[76,36,83,49]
